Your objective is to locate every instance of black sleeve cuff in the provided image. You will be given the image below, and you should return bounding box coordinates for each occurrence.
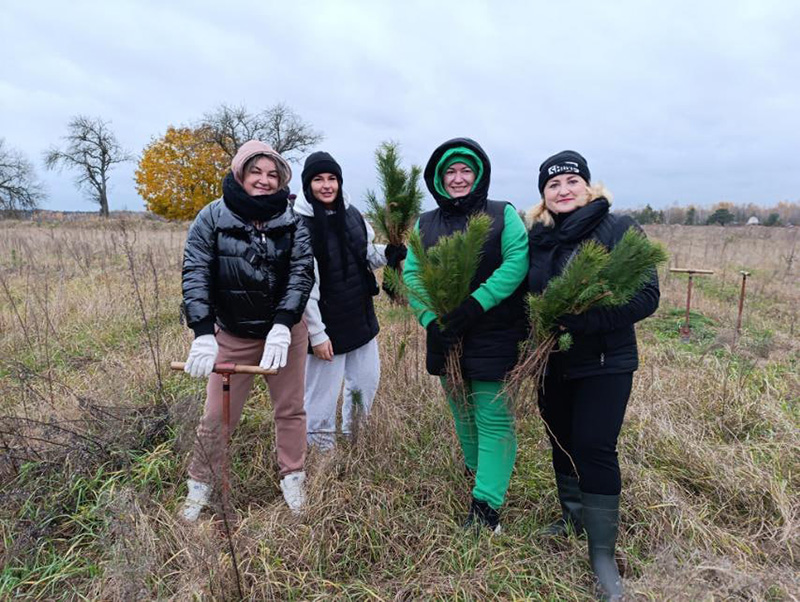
[273,311,296,328]
[466,296,485,318]
[191,318,216,338]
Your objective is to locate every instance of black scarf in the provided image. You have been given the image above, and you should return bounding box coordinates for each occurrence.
[305,186,350,280]
[531,198,610,247]
[222,172,289,222]
[528,199,611,295]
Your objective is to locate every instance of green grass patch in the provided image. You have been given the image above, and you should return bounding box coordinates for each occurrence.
[647,307,718,347]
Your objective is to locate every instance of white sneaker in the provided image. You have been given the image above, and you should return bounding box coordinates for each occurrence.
[279,471,306,514]
[181,479,211,521]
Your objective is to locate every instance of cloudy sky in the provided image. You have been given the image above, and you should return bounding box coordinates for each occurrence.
[2,0,799,214]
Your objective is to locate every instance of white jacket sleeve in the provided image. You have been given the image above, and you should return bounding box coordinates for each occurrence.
[302,258,330,346]
[365,218,388,270]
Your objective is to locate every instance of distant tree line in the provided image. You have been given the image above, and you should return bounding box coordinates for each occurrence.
[620,201,799,227]
[3,113,800,223]
[1,103,322,219]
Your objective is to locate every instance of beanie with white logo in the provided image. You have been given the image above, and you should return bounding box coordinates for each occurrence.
[538,150,591,194]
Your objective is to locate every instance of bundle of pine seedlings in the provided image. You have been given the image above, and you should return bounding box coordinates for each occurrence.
[365,141,423,302]
[508,229,668,407]
[397,213,491,394]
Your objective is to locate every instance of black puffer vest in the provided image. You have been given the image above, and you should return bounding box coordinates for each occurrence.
[302,206,379,354]
[420,138,527,382]
[527,199,660,380]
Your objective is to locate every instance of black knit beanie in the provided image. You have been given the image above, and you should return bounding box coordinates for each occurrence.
[302,151,343,190]
[538,150,591,194]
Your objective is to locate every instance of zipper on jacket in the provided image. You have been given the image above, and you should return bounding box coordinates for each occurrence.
[600,352,605,367]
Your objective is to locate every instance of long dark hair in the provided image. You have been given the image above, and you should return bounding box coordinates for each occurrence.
[307,184,350,282]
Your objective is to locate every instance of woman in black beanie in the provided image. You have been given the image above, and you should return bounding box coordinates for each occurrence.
[294,151,405,450]
[527,150,660,601]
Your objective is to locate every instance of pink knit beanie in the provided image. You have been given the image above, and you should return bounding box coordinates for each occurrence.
[231,140,292,189]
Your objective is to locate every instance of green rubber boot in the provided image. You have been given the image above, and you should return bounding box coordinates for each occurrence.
[582,493,623,601]
[540,473,585,537]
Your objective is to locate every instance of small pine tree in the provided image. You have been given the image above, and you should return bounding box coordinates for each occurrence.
[706,208,735,226]
[365,141,423,245]
[397,213,492,393]
[403,214,491,321]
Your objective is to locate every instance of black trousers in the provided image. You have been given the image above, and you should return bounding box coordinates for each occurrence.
[538,372,633,495]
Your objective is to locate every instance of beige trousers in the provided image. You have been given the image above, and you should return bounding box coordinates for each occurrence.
[187,321,308,483]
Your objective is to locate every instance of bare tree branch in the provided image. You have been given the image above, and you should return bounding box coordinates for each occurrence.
[43,115,132,217]
[0,138,46,214]
[199,103,323,163]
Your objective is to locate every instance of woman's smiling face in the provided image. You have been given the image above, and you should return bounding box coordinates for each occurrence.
[443,162,476,198]
[242,157,280,196]
[310,173,339,205]
[543,174,589,214]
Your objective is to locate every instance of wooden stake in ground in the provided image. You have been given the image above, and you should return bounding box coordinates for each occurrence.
[668,268,713,341]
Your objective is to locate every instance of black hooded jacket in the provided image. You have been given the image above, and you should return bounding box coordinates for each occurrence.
[527,199,660,379]
[419,138,527,382]
[182,180,314,339]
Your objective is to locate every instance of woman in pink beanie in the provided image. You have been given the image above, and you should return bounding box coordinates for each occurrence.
[180,140,314,519]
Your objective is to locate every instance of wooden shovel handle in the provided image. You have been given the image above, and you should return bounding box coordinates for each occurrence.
[169,361,277,375]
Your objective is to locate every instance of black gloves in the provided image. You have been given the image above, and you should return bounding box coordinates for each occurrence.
[442,297,484,339]
[427,319,458,352]
[427,297,484,354]
[385,243,407,269]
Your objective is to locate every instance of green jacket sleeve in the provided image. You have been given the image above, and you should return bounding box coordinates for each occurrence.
[470,204,529,312]
[402,220,437,328]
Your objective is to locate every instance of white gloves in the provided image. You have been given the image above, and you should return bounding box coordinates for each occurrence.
[260,324,291,370]
[184,326,290,377]
[184,334,218,378]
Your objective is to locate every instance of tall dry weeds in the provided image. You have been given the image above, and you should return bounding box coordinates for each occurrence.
[0,217,797,600]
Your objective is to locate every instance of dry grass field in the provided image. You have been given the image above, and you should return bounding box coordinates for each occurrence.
[0,217,797,600]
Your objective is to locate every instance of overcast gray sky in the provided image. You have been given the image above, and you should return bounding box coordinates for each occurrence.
[2,0,799,214]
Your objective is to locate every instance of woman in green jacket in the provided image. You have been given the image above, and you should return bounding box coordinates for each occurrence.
[403,138,529,533]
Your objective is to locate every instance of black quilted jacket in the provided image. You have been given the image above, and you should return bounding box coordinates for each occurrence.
[182,198,314,339]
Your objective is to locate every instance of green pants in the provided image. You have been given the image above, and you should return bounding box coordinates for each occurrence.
[443,379,517,510]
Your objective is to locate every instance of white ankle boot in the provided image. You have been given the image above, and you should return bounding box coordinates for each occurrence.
[181,479,211,521]
[279,471,306,514]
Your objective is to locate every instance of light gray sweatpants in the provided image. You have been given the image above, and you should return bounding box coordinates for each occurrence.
[304,337,380,450]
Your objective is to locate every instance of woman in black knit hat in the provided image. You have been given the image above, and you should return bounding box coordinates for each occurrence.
[294,151,405,450]
[527,150,660,601]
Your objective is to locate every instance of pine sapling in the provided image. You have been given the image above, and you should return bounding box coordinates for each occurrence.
[399,213,492,394]
[508,229,668,409]
[365,141,423,304]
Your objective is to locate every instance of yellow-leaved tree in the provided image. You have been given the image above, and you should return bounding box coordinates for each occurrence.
[135,126,229,220]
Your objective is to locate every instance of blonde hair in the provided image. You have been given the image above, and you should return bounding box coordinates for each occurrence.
[526,182,613,228]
